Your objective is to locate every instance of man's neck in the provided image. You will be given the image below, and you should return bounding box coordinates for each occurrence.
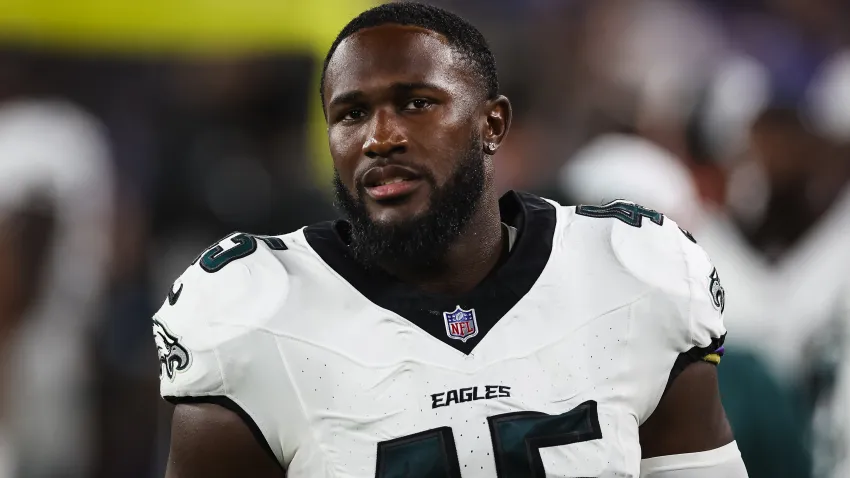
[380,190,505,296]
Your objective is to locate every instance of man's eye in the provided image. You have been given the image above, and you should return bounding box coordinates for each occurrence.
[343,109,365,121]
[404,99,431,110]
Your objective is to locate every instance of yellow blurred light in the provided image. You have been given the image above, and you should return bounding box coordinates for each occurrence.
[0,0,377,187]
[0,0,371,54]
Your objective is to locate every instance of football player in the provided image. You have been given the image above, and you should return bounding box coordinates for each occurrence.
[0,98,114,477]
[155,3,748,477]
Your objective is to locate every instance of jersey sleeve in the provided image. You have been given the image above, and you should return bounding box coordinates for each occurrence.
[151,233,300,467]
[153,259,227,401]
[613,211,726,354]
[600,203,727,421]
[153,233,294,400]
[675,224,727,366]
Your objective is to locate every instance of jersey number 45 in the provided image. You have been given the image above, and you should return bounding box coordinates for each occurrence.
[375,400,602,477]
[192,233,287,273]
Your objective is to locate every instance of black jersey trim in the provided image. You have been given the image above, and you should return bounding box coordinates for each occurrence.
[662,333,727,397]
[165,395,284,472]
[303,191,557,355]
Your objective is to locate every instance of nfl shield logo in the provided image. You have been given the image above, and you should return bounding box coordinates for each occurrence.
[443,306,478,342]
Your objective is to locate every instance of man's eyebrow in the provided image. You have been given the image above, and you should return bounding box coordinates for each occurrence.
[328,90,366,110]
[390,81,444,93]
[328,82,447,109]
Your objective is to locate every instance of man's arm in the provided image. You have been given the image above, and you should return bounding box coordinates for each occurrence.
[639,362,732,456]
[166,403,285,478]
[639,362,747,477]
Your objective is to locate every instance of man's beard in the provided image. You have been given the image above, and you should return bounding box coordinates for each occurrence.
[332,137,486,273]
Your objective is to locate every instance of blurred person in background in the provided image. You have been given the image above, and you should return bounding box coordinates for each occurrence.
[0,54,115,478]
[802,49,850,478]
[688,6,850,413]
[0,152,55,478]
[695,51,850,478]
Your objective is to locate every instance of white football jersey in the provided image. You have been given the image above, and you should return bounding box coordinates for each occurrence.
[154,192,726,478]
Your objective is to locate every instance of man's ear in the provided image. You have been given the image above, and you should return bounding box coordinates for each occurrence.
[482,95,512,155]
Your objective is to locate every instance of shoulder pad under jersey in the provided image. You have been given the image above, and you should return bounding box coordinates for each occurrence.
[569,200,726,353]
[152,232,292,400]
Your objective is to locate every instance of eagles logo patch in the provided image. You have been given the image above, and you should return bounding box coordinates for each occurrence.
[709,268,725,313]
[153,318,191,380]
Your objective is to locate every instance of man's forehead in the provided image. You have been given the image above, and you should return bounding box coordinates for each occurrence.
[325,25,461,96]
[346,24,449,47]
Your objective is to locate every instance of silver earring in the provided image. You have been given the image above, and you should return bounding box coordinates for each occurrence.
[487,143,497,153]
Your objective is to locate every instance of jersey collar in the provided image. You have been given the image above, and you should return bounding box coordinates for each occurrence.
[303,190,557,355]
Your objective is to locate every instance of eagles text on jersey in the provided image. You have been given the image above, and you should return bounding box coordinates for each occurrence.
[152,191,727,477]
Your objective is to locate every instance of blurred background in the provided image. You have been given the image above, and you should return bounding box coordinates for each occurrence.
[0,0,848,477]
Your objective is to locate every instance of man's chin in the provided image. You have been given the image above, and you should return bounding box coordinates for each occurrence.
[365,198,432,226]
[348,210,447,271]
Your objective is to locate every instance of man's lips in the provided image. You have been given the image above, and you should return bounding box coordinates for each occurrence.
[365,178,424,200]
[361,165,424,201]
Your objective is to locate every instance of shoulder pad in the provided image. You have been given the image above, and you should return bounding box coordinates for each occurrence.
[567,201,726,423]
[153,232,292,397]
[570,200,726,347]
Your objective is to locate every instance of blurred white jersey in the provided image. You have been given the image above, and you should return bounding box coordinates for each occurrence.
[825,281,850,478]
[0,99,114,478]
[154,192,726,477]
[692,186,850,383]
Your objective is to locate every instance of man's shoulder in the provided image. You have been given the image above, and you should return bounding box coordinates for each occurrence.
[153,229,328,338]
[153,231,317,454]
[549,199,713,296]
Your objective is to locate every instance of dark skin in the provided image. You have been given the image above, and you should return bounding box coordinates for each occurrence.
[326,25,507,293]
[165,404,285,478]
[165,25,733,477]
